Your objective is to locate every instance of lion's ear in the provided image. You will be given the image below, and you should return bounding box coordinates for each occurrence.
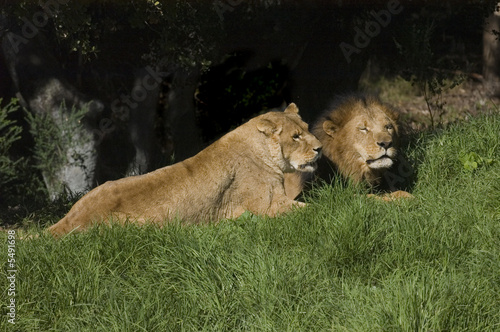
[323,120,338,137]
[383,107,399,122]
[390,110,399,121]
[284,103,299,115]
[257,118,282,136]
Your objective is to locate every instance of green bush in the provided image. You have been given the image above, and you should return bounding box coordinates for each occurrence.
[395,20,465,128]
[1,100,90,225]
[25,102,92,199]
[0,98,22,188]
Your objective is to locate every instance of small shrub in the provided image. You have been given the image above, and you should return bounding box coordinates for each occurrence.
[25,102,93,198]
[0,98,23,188]
[459,151,495,172]
[394,20,465,128]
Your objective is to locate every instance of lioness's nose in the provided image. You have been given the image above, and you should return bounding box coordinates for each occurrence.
[314,146,322,154]
[377,141,392,149]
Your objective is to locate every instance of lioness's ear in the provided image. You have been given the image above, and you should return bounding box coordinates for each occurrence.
[284,103,299,115]
[323,120,338,137]
[257,118,282,136]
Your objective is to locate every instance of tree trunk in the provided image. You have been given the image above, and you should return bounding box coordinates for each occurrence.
[483,3,500,96]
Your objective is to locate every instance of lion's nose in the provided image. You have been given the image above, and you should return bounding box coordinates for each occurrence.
[377,141,392,149]
[314,146,322,155]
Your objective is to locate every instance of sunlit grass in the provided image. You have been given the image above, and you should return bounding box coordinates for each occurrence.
[1,114,499,331]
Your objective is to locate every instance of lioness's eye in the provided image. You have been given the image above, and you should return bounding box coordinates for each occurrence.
[359,127,368,133]
[293,133,301,140]
[386,124,393,130]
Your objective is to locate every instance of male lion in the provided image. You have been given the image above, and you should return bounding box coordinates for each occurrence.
[285,95,412,200]
[49,103,322,236]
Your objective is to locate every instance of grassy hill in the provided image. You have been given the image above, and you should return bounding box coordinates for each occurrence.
[1,114,499,331]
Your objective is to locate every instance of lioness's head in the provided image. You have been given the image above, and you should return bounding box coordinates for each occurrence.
[314,95,399,185]
[256,103,322,173]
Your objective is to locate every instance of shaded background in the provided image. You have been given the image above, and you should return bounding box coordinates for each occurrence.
[0,0,499,224]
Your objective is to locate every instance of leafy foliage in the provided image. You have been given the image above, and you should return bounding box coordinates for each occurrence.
[25,102,92,198]
[394,19,465,128]
[2,1,223,70]
[459,151,496,172]
[0,98,22,188]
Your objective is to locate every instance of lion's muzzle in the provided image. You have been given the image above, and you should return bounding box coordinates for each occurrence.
[366,154,394,169]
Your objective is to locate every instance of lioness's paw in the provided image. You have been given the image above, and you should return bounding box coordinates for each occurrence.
[294,201,307,208]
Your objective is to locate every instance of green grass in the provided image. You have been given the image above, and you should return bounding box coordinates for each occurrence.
[1,114,500,331]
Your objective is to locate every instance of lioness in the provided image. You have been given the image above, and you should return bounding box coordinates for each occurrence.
[49,103,322,236]
[285,95,412,200]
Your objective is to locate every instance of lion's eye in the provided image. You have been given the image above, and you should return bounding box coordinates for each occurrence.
[359,127,368,133]
[293,133,301,140]
[386,124,394,130]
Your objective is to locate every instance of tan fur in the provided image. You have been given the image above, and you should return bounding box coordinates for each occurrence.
[49,104,322,237]
[285,95,406,199]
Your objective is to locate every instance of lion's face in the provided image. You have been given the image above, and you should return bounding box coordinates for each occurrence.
[314,96,399,185]
[346,113,398,170]
[257,104,322,174]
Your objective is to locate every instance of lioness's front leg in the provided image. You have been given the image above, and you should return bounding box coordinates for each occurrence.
[236,191,305,219]
[266,194,306,217]
[284,172,305,200]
